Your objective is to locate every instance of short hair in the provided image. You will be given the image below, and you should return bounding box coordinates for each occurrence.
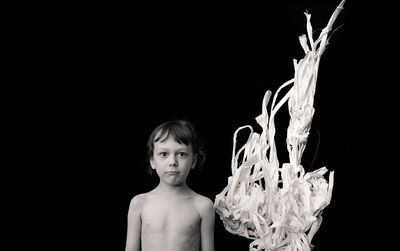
[146,119,206,175]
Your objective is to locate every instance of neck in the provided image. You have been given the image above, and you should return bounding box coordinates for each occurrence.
[155,182,192,196]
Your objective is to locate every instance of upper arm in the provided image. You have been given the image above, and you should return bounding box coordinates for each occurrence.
[199,197,215,251]
[125,195,144,251]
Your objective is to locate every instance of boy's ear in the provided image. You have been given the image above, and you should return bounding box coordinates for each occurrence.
[150,159,156,170]
[191,155,198,169]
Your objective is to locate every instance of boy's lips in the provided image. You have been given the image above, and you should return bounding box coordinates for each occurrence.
[166,171,179,175]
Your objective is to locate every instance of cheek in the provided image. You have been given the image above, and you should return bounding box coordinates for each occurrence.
[181,160,194,172]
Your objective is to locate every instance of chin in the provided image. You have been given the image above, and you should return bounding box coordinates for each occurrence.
[166,180,186,186]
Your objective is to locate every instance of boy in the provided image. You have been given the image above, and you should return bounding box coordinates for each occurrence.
[125,119,215,251]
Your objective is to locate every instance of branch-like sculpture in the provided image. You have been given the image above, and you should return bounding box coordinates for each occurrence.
[214,1,346,250]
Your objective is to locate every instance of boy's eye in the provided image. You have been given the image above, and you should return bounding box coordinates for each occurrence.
[159,152,168,157]
[178,152,188,157]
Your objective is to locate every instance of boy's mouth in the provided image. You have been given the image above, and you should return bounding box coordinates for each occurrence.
[166,171,179,175]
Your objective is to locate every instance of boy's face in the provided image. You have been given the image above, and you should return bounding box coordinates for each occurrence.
[150,135,197,186]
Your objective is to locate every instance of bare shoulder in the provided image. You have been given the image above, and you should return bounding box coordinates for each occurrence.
[192,193,215,216]
[128,193,149,212]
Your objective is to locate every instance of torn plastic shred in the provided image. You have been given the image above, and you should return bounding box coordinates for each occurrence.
[214,1,345,250]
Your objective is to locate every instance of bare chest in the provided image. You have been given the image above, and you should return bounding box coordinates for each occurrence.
[141,199,201,234]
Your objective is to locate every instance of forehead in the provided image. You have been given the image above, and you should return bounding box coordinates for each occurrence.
[153,136,191,150]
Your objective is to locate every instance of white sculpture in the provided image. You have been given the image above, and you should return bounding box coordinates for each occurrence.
[214,1,346,250]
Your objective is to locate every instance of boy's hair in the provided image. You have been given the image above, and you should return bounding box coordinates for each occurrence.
[146,119,206,176]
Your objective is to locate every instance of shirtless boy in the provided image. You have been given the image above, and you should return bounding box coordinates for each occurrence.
[124,120,215,251]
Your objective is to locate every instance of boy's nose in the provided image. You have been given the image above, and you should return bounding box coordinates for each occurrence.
[169,156,178,166]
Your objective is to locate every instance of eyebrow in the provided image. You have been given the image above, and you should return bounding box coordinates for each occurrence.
[154,147,191,151]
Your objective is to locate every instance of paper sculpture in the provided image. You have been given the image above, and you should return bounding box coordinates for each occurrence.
[214,1,346,250]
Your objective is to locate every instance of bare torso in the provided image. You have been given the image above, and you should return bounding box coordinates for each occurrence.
[140,192,202,251]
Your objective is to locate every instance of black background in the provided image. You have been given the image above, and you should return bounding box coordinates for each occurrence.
[3,0,395,250]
